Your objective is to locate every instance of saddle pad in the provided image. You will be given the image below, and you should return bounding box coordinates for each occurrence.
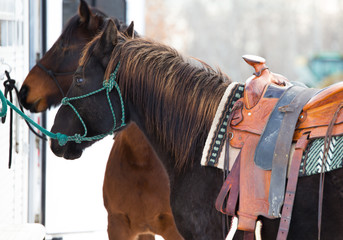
[299,136,343,176]
[201,82,244,168]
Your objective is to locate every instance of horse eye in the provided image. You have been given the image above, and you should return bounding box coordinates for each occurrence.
[76,77,84,84]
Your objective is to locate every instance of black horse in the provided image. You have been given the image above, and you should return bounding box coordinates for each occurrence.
[50,19,343,239]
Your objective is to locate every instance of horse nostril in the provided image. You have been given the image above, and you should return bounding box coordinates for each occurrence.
[18,85,34,110]
[18,85,29,103]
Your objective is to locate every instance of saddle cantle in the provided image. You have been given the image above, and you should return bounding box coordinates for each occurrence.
[216,55,343,239]
[294,81,343,139]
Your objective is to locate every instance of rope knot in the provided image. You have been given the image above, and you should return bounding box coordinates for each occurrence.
[103,62,120,92]
[103,79,115,92]
[56,133,68,146]
[61,97,69,105]
[73,134,82,143]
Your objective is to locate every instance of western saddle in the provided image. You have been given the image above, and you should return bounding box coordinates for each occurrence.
[215,55,343,239]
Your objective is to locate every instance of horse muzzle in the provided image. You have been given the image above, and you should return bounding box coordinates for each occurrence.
[50,138,83,160]
[19,85,49,112]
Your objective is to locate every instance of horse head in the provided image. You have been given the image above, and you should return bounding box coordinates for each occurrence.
[18,0,126,112]
[50,19,134,159]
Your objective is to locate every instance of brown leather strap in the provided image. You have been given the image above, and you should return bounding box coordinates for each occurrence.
[226,156,240,216]
[277,133,310,240]
[318,102,343,239]
[215,151,241,215]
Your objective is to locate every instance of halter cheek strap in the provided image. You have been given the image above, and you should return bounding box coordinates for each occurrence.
[36,61,74,98]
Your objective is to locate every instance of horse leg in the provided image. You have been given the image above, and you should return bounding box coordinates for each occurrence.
[107,213,138,240]
[150,212,184,240]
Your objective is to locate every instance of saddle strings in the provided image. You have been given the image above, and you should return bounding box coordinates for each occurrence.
[223,101,243,239]
[318,102,343,239]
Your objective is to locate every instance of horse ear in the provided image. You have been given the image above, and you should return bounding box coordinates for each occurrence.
[79,0,102,32]
[97,19,118,53]
[125,21,135,39]
[78,0,91,24]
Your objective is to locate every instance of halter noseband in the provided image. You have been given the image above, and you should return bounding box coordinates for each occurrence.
[36,61,74,98]
[57,62,126,146]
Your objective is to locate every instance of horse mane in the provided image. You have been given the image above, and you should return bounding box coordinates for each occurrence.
[101,36,232,170]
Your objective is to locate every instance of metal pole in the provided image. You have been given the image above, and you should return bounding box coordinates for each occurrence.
[41,0,47,227]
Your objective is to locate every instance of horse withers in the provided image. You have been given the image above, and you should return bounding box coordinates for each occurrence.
[50,19,343,239]
[19,1,182,239]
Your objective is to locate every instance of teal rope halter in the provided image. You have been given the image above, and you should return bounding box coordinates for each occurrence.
[59,62,125,145]
[0,62,125,146]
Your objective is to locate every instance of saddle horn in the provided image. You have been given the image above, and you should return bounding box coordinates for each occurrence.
[242,55,267,77]
[242,54,288,109]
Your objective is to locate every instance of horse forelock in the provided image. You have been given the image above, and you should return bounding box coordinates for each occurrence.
[80,27,131,70]
[105,37,232,170]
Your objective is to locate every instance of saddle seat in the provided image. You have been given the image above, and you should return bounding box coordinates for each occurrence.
[294,81,343,140]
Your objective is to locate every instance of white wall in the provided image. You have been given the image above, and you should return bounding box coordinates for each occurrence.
[0,0,30,226]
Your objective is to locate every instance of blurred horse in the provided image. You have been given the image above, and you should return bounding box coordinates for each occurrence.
[19,1,182,239]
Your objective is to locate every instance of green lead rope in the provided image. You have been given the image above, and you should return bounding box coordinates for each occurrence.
[0,93,64,140]
[0,87,7,117]
[0,62,125,146]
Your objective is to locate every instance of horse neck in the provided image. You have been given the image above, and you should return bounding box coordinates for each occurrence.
[130,80,228,171]
[117,43,230,169]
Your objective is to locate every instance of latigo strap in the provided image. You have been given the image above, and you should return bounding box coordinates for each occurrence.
[215,151,241,216]
[277,133,310,239]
